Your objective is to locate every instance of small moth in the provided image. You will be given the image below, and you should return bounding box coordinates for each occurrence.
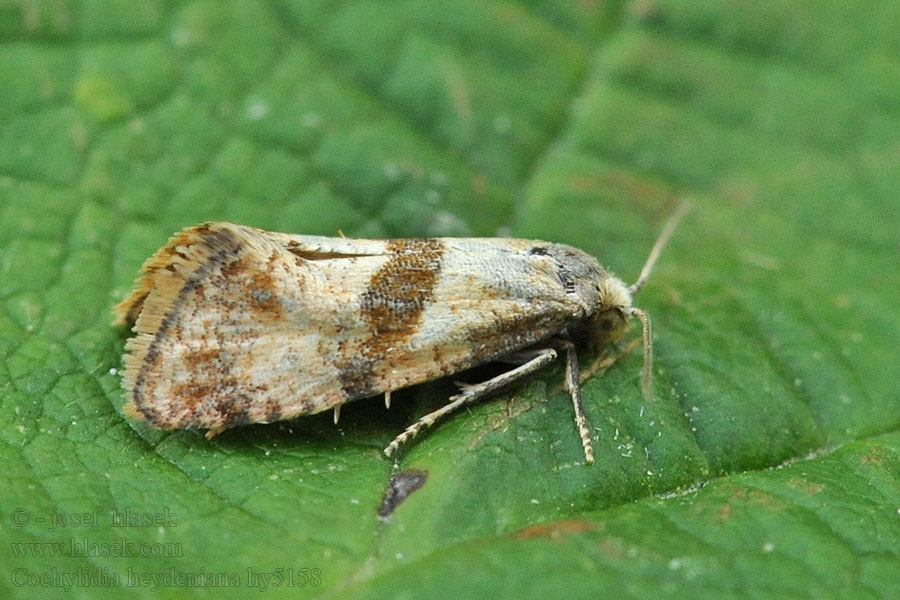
[115,203,689,464]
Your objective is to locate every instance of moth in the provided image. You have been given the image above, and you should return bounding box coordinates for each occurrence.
[115,203,689,464]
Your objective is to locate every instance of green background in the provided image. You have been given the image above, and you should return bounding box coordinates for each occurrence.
[2,1,898,598]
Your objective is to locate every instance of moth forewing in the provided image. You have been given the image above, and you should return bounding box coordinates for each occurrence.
[115,203,689,465]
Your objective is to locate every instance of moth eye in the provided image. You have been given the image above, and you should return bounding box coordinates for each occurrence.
[596,308,625,332]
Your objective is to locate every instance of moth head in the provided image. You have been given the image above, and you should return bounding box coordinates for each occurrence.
[593,276,633,344]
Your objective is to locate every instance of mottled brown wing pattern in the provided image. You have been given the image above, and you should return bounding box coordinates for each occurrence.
[116,223,588,436]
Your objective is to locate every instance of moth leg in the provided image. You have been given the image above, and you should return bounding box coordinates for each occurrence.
[494,349,552,365]
[555,340,594,465]
[452,349,546,391]
[384,348,559,459]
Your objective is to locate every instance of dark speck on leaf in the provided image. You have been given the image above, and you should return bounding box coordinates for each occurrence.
[377,469,428,519]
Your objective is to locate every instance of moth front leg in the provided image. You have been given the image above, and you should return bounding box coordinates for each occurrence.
[555,339,594,465]
[384,348,558,459]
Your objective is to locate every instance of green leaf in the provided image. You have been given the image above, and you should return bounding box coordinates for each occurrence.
[1,2,898,599]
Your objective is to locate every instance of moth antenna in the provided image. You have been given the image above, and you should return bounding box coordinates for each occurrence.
[627,307,653,399]
[628,200,691,295]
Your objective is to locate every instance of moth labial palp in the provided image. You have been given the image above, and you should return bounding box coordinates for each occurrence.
[114,203,690,465]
